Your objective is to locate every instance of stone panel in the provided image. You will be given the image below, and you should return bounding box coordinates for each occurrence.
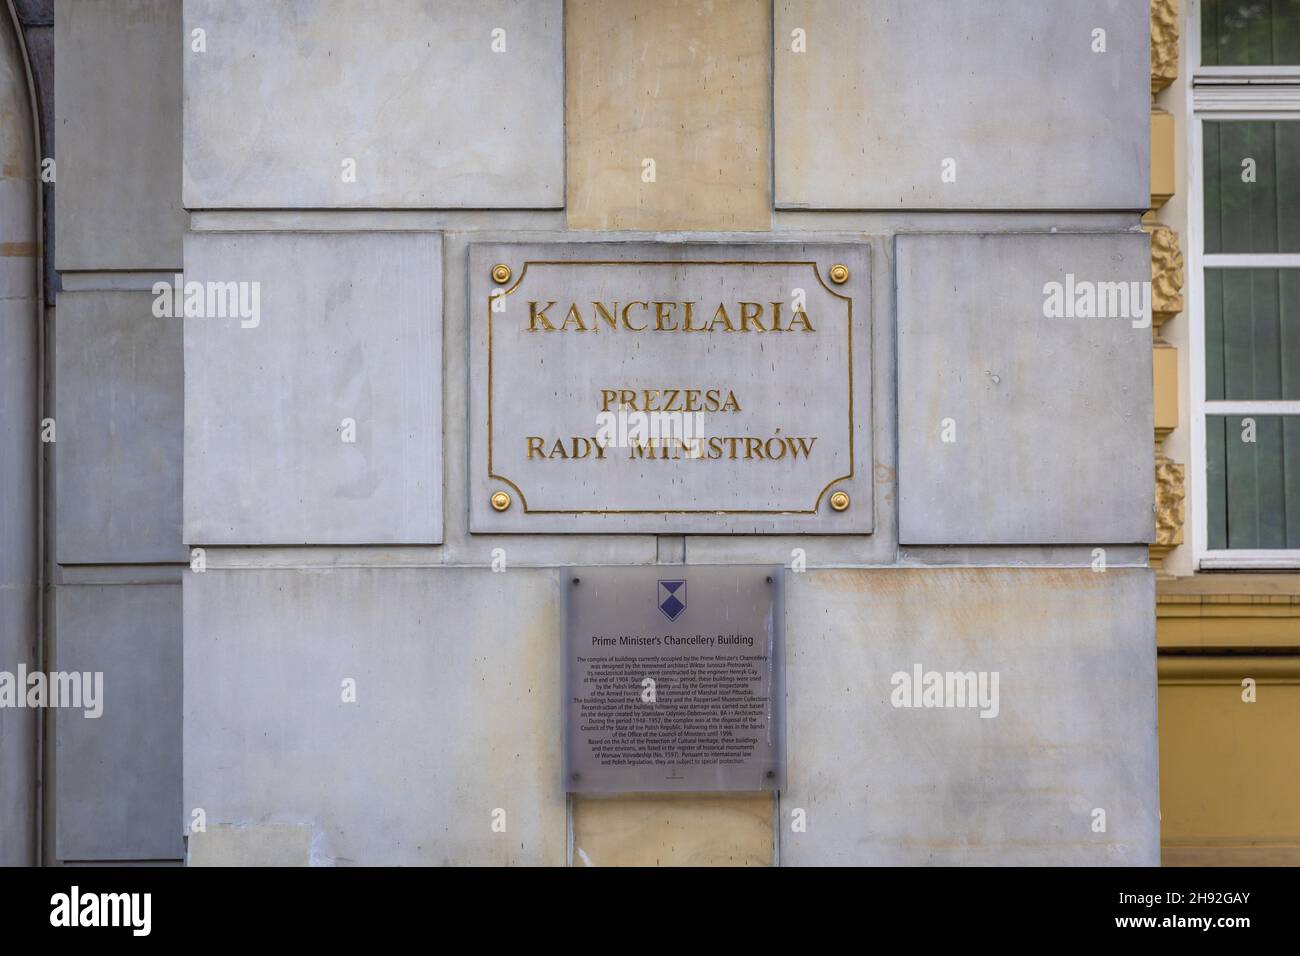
[0,300,37,584]
[780,568,1159,865]
[183,231,442,545]
[566,0,771,230]
[572,793,773,866]
[896,233,1155,545]
[183,0,563,209]
[774,0,1149,210]
[54,582,183,862]
[183,567,566,866]
[0,588,36,865]
[55,0,184,269]
[0,12,37,867]
[54,291,185,563]
[188,824,310,867]
[0,8,36,298]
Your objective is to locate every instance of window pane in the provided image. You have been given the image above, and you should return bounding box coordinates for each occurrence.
[1203,121,1300,253]
[1203,0,1300,65]
[1205,415,1300,548]
[1204,269,1300,399]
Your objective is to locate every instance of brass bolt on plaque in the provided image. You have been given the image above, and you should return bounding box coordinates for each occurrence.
[829,490,851,512]
[828,263,850,285]
[490,490,511,512]
[490,263,512,284]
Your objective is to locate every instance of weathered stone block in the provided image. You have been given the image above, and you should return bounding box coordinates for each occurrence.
[566,0,771,230]
[572,794,774,866]
[184,567,566,866]
[183,0,563,209]
[54,582,183,862]
[774,0,1149,210]
[54,291,185,563]
[188,824,310,867]
[183,232,442,545]
[896,233,1155,545]
[55,0,184,269]
[781,568,1159,865]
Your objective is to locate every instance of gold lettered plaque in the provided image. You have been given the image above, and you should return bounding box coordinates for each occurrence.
[469,242,871,534]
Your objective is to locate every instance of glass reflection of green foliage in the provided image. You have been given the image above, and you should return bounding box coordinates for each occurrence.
[1205,415,1300,549]
[1203,121,1300,254]
[1203,0,1300,66]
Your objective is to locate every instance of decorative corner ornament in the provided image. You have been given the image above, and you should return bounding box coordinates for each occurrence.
[490,491,512,512]
[829,490,850,512]
[491,263,512,284]
[828,264,850,285]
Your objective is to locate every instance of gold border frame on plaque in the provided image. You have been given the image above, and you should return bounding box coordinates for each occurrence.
[485,260,855,515]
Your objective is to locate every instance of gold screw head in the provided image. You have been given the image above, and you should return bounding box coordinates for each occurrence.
[829,490,851,512]
[828,264,850,285]
[490,491,511,512]
[491,263,512,284]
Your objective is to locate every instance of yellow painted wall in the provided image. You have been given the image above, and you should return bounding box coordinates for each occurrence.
[1158,658,1300,865]
[1157,577,1300,865]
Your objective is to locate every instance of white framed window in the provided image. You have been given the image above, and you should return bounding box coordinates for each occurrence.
[1189,0,1300,569]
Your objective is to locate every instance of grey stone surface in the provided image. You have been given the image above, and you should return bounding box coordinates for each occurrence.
[21,24,51,153]
[0,588,36,865]
[1,300,38,864]
[1,8,39,864]
[184,231,443,545]
[896,233,1154,545]
[14,1,53,26]
[54,291,185,563]
[780,567,1159,865]
[54,0,184,270]
[182,0,564,210]
[0,302,37,586]
[774,0,1149,210]
[54,582,183,862]
[0,10,36,302]
[898,545,1151,568]
[184,567,567,866]
[468,241,873,534]
[20,24,57,299]
[188,824,310,866]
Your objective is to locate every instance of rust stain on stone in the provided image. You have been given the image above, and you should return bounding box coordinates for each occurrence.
[811,567,1120,596]
[0,242,36,257]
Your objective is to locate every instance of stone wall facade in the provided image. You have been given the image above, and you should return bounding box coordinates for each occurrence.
[12,0,1161,865]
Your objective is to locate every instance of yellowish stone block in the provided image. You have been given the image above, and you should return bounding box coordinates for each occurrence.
[566,0,772,230]
[188,824,311,866]
[572,793,774,866]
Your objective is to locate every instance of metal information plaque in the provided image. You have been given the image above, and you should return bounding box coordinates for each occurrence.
[468,242,871,535]
[564,565,785,793]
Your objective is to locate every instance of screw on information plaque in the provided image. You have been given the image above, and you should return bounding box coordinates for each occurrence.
[564,565,785,793]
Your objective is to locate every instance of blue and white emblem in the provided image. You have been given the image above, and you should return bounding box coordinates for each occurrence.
[657,580,687,622]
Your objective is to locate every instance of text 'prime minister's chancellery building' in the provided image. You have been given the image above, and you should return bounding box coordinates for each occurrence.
[1,0,1298,867]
